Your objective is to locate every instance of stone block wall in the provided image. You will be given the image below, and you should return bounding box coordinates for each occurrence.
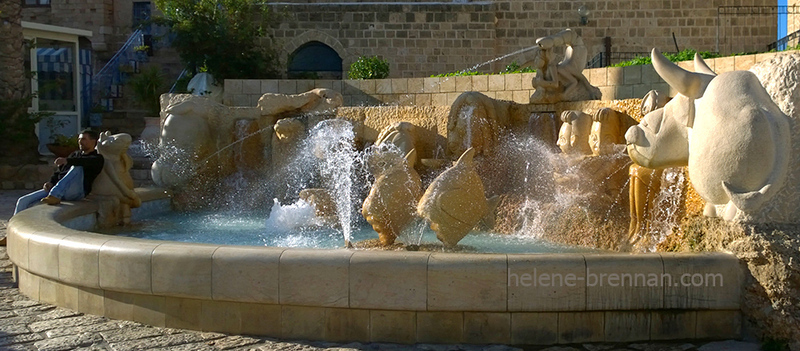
[22,0,779,78]
[224,50,796,108]
[0,165,54,190]
[269,0,777,78]
[21,0,115,52]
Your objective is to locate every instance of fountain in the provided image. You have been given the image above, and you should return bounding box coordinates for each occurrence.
[12,29,800,344]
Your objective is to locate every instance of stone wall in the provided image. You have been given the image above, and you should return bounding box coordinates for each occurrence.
[270,0,777,78]
[225,50,797,108]
[21,0,116,52]
[22,0,779,78]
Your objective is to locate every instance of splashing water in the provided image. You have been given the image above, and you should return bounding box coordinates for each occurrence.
[265,198,320,232]
[308,120,359,246]
[647,168,686,251]
[459,105,475,151]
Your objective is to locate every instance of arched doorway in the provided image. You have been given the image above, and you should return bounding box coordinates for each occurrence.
[288,41,343,79]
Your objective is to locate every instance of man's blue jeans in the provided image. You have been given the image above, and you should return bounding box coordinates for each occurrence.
[14,166,85,215]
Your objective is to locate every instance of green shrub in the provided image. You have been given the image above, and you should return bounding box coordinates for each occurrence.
[129,66,167,116]
[348,56,390,79]
[500,61,536,75]
[431,61,535,77]
[612,49,722,67]
[51,134,79,148]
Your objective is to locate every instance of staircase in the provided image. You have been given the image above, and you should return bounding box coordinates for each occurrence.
[88,25,183,138]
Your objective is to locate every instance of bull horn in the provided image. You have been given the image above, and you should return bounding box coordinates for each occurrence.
[651,48,714,99]
[693,53,716,76]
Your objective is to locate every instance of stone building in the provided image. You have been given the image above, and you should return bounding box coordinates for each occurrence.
[271,0,781,78]
[21,0,783,79]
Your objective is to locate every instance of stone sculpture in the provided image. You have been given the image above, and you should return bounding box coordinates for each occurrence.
[626,49,791,221]
[272,118,306,170]
[88,132,141,227]
[446,91,510,158]
[640,89,668,116]
[556,110,593,155]
[298,188,337,226]
[362,149,422,246]
[749,52,800,223]
[186,72,223,103]
[627,90,669,244]
[374,122,419,166]
[589,108,637,156]
[151,89,343,189]
[259,88,343,117]
[627,164,663,244]
[529,29,601,103]
[417,148,488,247]
[151,95,218,188]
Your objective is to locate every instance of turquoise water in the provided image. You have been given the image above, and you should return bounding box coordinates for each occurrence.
[99,210,596,254]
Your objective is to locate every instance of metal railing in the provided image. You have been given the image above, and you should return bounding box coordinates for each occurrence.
[83,29,148,113]
[587,52,654,68]
[768,29,800,51]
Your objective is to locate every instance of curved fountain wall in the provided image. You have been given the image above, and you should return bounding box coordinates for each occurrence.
[7,188,744,345]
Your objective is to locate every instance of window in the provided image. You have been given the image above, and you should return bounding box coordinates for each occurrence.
[23,0,50,7]
[133,2,152,29]
[288,41,343,79]
[35,39,76,112]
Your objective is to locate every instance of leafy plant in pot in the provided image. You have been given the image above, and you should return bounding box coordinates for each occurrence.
[129,65,167,117]
[46,134,79,157]
[130,66,167,144]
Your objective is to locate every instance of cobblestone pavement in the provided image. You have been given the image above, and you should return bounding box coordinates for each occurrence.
[0,190,762,351]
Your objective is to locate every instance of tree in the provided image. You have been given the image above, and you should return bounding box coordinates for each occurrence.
[154,0,281,82]
[0,0,43,165]
[0,0,26,102]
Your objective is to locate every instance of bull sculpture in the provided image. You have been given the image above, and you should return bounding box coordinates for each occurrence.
[625,49,791,221]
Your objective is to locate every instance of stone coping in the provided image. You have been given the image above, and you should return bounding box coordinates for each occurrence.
[224,50,800,107]
[6,188,745,343]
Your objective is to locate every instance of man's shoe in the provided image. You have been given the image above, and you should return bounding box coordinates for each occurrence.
[40,196,61,205]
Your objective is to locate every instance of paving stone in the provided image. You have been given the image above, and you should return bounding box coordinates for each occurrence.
[109,333,211,351]
[157,343,219,351]
[629,344,695,351]
[35,308,83,321]
[33,333,104,351]
[697,340,760,351]
[0,333,45,347]
[13,304,57,316]
[0,315,41,327]
[207,335,263,349]
[100,326,166,343]
[198,331,227,341]
[45,321,122,338]
[0,323,31,336]
[538,347,581,351]
[115,320,146,328]
[29,315,106,332]
[329,342,366,350]
[583,345,616,351]
[1,343,39,351]
[73,346,113,351]
[260,342,323,351]
[11,300,42,309]
[415,344,462,351]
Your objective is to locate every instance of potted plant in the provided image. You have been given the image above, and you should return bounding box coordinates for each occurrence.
[129,65,167,145]
[46,134,79,157]
[129,65,166,117]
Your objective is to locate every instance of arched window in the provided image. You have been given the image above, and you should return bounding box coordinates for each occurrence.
[288,41,343,79]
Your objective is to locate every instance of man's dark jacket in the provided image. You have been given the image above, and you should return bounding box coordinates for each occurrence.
[49,150,104,195]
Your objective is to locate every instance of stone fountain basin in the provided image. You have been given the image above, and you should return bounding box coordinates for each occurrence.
[7,188,743,345]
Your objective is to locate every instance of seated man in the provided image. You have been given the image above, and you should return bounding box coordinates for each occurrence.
[14,129,105,215]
